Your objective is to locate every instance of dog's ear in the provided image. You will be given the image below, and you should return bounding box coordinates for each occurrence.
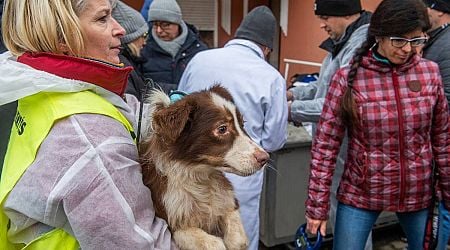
[209,84,234,103]
[152,101,193,143]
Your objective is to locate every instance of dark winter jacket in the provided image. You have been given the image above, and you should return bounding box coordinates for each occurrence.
[119,47,148,101]
[141,23,207,94]
[423,24,450,105]
[306,52,450,220]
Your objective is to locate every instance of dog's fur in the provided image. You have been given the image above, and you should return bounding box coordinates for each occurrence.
[140,86,269,250]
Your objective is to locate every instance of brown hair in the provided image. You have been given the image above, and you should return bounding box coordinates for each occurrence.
[2,0,113,56]
[340,0,430,128]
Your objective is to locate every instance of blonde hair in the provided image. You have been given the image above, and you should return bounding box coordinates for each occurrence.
[2,0,93,56]
[127,41,142,57]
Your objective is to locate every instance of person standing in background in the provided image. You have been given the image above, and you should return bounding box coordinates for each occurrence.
[306,0,450,249]
[287,0,373,248]
[178,6,288,249]
[112,0,149,101]
[422,1,450,249]
[141,0,207,94]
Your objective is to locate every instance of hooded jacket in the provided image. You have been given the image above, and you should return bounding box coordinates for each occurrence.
[0,52,176,249]
[289,11,371,124]
[306,52,450,220]
[178,38,288,250]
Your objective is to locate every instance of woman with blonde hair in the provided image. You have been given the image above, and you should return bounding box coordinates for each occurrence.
[0,0,176,249]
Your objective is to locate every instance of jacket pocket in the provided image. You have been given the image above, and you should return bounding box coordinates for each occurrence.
[344,149,368,187]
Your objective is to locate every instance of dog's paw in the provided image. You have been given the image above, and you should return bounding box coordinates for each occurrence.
[202,236,226,250]
[224,235,248,250]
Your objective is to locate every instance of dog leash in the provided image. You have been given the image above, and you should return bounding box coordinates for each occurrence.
[294,223,322,250]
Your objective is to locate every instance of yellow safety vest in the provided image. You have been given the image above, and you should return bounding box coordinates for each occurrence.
[0,91,135,249]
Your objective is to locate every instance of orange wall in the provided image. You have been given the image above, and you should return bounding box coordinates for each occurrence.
[280,0,382,78]
[217,0,269,47]
[122,0,144,11]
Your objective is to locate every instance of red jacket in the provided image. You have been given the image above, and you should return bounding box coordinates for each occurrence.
[306,52,450,220]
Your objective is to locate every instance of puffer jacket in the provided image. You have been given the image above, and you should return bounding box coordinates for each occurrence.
[141,23,208,94]
[306,52,450,220]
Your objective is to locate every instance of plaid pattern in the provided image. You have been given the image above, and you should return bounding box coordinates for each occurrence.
[306,53,450,220]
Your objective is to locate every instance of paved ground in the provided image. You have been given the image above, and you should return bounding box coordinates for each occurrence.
[260,223,450,250]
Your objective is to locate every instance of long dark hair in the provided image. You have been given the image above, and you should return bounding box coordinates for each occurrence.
[340,0,430,128]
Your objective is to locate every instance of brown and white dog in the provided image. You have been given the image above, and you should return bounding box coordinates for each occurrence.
[140,85,269,250]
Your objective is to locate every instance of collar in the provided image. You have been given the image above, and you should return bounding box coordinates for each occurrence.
[319,11,372,58]
[225,39,265,59]
[361,50,421,73]
[17,52,132,96]
[371,46,392,65]
[424,23,449,49]
[151,21,189,58]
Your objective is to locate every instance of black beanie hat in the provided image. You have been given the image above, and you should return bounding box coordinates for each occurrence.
[314,0,362,16]
[235,6,276,49]
[424,0,450,13]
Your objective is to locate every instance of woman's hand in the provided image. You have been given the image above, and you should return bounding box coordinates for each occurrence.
[306,216,327,236]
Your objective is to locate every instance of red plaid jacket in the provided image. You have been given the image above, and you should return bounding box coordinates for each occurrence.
[306,52,450,220]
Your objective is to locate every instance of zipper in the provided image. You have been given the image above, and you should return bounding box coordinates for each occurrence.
[392,69,406,209]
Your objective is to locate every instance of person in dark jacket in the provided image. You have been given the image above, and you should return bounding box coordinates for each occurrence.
[141,0,207,94]
[305,0,450,249]
[423,1,450,249]
[112,0,149,101]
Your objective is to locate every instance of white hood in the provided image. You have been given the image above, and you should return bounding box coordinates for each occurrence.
[0,51,98,105]
[0,51,134,121]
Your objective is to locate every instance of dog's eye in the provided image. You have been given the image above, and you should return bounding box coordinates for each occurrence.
[217,125,228,134]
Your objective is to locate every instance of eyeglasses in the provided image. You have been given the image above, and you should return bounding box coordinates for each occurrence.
[389,37,428,48]
[151,21,173,30]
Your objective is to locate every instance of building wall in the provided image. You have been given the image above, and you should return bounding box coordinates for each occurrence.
[280,0,382,78]
[122,0,144,11]
[126,0,383,80]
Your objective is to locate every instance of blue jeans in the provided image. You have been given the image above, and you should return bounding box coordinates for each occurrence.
[437,201,450,250]
[333,202,428,250]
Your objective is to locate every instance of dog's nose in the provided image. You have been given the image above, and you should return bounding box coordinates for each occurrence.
[254,150,269,166]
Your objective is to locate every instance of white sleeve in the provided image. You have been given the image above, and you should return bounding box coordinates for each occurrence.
[261,76,288,152]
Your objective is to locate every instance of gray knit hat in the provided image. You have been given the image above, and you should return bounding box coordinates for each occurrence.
[112,1,148,44]
[235,6,276,49]
[148,0,183,25]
